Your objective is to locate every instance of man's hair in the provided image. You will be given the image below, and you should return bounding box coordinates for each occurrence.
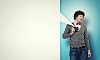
[74,10,85,20]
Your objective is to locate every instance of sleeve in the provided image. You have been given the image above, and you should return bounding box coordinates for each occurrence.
[62,24,72,39]
[84,26,90,50]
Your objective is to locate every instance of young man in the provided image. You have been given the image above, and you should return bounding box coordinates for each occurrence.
[62,10,91,60]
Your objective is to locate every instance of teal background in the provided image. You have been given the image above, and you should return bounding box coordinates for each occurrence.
[60,0,100,60]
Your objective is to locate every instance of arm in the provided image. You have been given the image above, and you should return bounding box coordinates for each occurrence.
[62,24,73,39]
[84,26,90,50]
[84,26,91,57]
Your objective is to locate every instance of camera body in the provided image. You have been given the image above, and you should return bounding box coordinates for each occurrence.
[67,24,79,32]
[74,27,78,32]
[72,22,79,32]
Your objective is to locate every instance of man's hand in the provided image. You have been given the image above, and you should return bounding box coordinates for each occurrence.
[70,27,75,35]
[88,50,91,57]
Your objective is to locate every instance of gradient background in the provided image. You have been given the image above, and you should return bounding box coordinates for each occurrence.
[60,0,100,60]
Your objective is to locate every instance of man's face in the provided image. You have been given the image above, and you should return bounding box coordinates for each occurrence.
[76,15,84,22]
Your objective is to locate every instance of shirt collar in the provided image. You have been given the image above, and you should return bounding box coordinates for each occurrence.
[74,20,82,26]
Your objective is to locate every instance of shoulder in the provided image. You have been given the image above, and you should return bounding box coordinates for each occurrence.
[82,25,87,28]
[82,25,87,30]
[66,24,72,28]
[64,24,72,30]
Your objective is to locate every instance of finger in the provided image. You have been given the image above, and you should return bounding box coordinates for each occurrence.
[73,30,75,32]
[73,30,75,31]
[88,54,91,57]
[88,55,90,57]
[72,28,75,31]
[73,28,75,31]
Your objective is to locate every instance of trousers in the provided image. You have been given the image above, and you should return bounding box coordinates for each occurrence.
[70,47,88,60]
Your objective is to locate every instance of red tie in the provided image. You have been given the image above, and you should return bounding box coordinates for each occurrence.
[76,22,81,25]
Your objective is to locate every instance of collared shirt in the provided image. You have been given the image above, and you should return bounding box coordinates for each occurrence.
[74,21,81,31]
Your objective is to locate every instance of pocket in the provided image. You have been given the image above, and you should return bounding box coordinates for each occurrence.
[81,47,87,54]
[70,48,76,55]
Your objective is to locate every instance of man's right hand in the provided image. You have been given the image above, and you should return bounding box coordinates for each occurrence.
[70,27,75,35]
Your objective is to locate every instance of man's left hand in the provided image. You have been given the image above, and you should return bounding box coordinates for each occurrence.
[88,50,91,57]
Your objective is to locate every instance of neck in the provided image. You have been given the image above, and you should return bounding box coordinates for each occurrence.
[75,20,82,23]
[74,20,82,25]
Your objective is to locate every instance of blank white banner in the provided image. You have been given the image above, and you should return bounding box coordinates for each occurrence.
[0,0,60,60]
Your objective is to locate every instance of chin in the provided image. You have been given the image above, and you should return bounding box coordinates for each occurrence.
[78,20,82,22]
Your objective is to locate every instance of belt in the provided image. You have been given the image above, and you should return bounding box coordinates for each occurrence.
[70,46,85,49]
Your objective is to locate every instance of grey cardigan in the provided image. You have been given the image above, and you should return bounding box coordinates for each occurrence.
[63,24,90,50]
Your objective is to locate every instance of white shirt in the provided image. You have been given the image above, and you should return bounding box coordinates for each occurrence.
[74,21,81,31]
